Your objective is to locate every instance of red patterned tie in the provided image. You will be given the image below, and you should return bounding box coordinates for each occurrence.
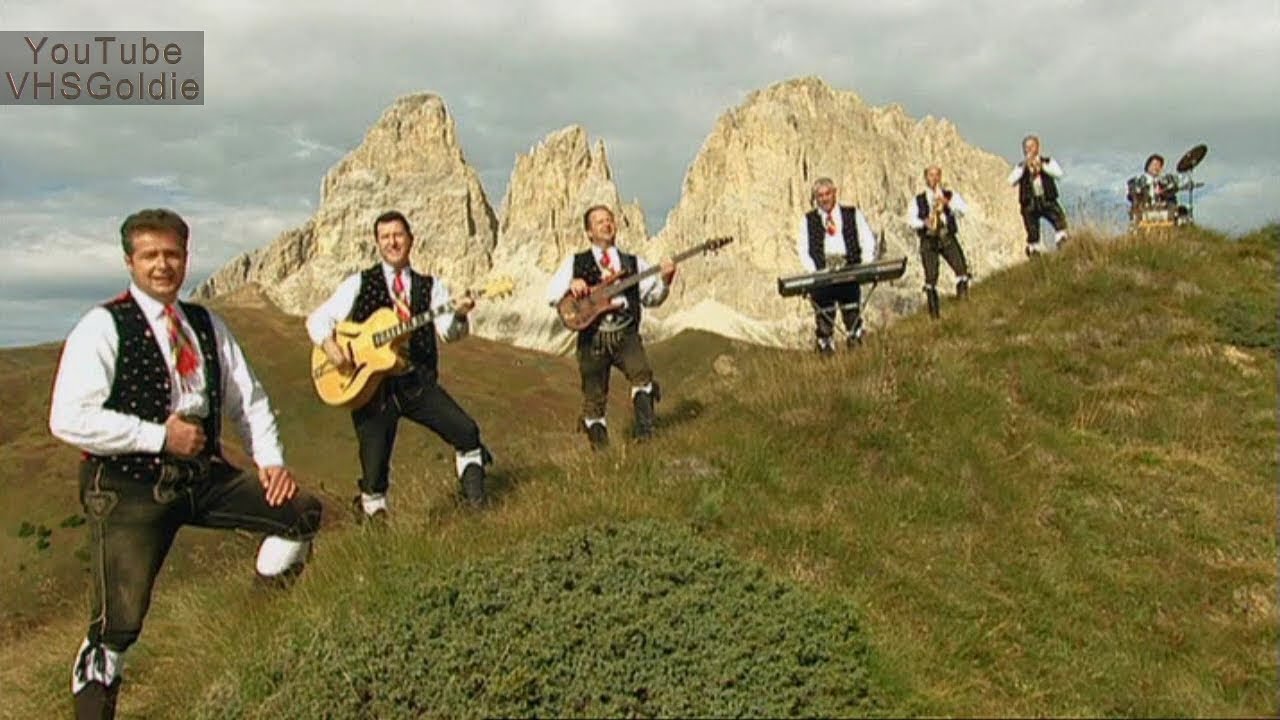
[392,270,411,321]
[600,249,614,274]
[163,305,199,383]
[825,213,837,236]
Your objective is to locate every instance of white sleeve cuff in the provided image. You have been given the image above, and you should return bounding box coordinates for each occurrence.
[252,445,286,469]
[139,421,168,454]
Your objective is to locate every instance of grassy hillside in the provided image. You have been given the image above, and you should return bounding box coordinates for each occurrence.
[1,226,1275,717]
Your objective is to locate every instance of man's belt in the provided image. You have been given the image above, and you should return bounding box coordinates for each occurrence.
[158,456,211,485]
[154,456,213,503]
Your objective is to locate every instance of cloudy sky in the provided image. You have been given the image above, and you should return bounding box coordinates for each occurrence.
[1,0,1276,347]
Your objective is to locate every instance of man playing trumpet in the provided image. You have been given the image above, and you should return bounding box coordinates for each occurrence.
[906,165,971,319]
[1007,134,1068,256]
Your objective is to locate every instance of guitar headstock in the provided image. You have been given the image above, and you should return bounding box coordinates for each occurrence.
[474,275,517,300]
[702,236,734,254]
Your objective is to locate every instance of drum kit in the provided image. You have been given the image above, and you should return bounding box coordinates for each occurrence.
[1128,143,1207,232]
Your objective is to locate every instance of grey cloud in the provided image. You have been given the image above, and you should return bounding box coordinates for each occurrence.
[1,0,1276,345]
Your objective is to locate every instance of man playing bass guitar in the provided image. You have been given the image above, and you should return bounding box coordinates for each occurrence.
[546,205,676,450]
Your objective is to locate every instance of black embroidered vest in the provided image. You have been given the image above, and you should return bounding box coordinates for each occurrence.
[915,191,959,237]
[1017,158,1059,205]
[805,206,860,270]
[97,293,222,483]
[572,248,641,334]
[350,265,438,380]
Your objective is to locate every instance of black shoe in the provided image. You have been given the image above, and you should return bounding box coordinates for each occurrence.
[586,423,609,450]
[633,391,656,441]
[956,278,969,300]
[74,680,121,720]
[459,464,487,507]
[925,288,941,319]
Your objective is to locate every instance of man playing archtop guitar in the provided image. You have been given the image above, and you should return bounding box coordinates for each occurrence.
[306,210,493,518]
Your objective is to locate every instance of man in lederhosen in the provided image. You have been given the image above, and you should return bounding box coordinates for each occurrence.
[49,208,323,719]
[906,164,972,319]
[1007,134,1068,256]
[546,205,676,450]
[306,210,490,521]
[795,177,879,354]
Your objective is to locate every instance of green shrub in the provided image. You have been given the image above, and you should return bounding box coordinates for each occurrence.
[200,521,889,719]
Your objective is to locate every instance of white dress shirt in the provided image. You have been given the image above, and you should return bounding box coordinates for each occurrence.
[545,244,670,308]
[795,206,879,273]
[306,262,469,346]
[48,283,286,467]
[906,188,969,230]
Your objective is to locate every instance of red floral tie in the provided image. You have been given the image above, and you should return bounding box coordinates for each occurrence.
[392,270,411,321]
[163,305,199,384]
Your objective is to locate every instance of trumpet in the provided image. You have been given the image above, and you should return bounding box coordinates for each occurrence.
[926,192,946,235]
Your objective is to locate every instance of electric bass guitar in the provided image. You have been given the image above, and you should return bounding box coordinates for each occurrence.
[311,276,516,409]
[556,237,733,331]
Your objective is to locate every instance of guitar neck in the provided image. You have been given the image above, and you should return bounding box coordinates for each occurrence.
[602,244,706,298]
[374,300,462,347]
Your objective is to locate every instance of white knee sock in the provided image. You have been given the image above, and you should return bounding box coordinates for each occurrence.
[359,493,388,516]
[454,448,485,478]
[71,638,122,694]
[255,536,309,576]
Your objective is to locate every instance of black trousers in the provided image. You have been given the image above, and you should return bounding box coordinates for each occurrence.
[1021,198,1068,245]
[350,369,481,495]
[576,330,654,420]
[810,283,862,340]
[920,233,969,286]
[80,457,322,652]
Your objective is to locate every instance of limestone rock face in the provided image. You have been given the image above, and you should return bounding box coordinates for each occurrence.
[195,78,1027,353]
[472,125,647,354]
[643,76,1024,347]
[193,94,497,314]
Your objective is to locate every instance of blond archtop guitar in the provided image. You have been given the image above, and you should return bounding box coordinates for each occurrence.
[311,276,516,409]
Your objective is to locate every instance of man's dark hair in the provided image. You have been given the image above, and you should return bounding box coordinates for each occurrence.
[119,208,189,255]
[1145,154,1165,172]
[582,204,614,230]
[374,210,413,238]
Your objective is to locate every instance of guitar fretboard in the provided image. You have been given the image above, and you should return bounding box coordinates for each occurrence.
[373,301,457,347]
[601,241,726,299]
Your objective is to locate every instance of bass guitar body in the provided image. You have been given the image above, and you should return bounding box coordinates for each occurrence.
[556,275,629,331]
[311,307,411,409]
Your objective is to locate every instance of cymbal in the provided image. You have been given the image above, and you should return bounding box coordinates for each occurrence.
[1177,143,1208,173]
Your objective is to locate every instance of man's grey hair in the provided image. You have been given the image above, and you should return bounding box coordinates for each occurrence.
[810,177,836,205]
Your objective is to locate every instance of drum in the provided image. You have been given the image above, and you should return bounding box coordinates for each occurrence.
[1135,206,1176,229]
